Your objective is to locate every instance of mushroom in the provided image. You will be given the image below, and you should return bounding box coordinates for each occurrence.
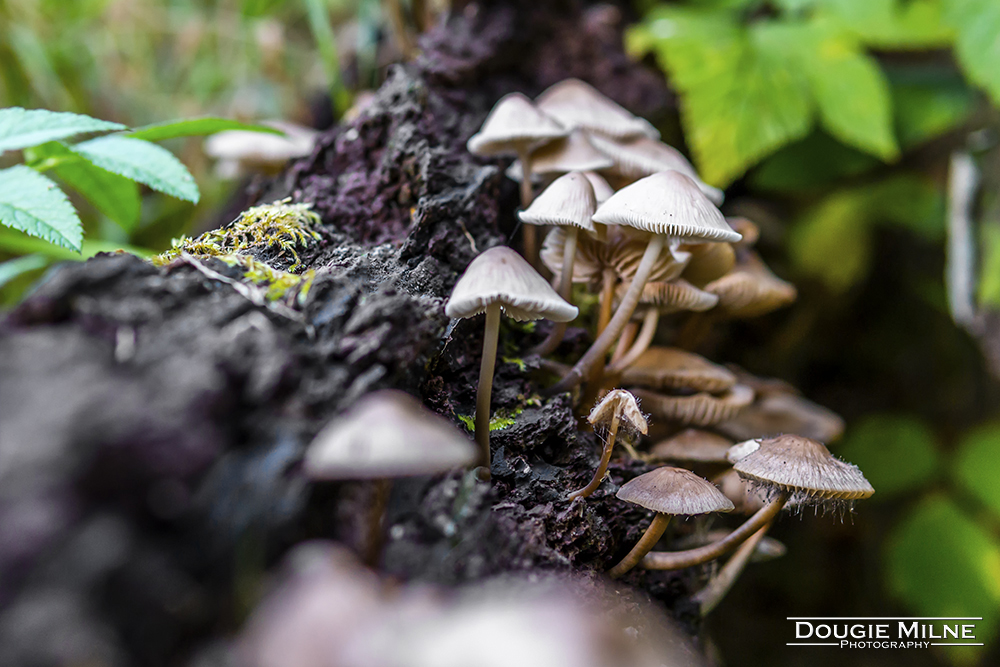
[639,434,873,572]
[630,385,755,427]
[582,171,615,204]
[505,129,615,186]
[535,78,659,139]
[467,93,568,266]
[649,429,734,464]
[620,347,737,394]
[548,171,740,396]
[716,391,846,443]
[680,241,736,287]
[303,390,477,563]
[519,172,597,355]
[568,389,647,500]
[204,120,318,177]
[607,466,734,578]
[727,216,760,248]
[446,246,577,478]
[704,251,797,319]
[587,133,724,204]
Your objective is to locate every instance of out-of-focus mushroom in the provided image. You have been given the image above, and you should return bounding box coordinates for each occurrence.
[204,120,317,177]
[549,171,740,396]
[535,78,659,139]
[621,347,737,394]
[506,129,615,186]
[446,247,577,478]
[680,241,736,287]
[520,173,597,355]
[582,170,615,204]
[714,468,766,514]
[649,429,734,464]
[568,390,647,500]
[716,390,846,443]
[726,216,760,248]
[629,384,754,428]
[704,251,797,319]
[608,466,734,577]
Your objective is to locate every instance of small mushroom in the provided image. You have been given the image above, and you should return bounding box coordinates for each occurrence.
[520,172,597,355]
[680,241,736,287]
[620,347,737,394]
[535,78,659,139]
[630,385,755,427]
[640,434,873,572]
[467,93,568,265]
[568,389,648,500]
[717,391,846,443]
[704,251,797,319]
[506,129,616,186]
[582,170,615,204]
[446,247,577,478]
[548,171,740,396]
[649,429,734,464]
[713,468,766,514]
[204,120,318,177]
[304,390,477,563]
[726,216,760,248]
[608,466,734,578]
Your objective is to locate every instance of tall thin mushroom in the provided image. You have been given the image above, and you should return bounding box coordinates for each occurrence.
[467,93,568,267]
[568,389,647,500]
[446,246,577,479]
[519,172,597,355]
[548,171,741,395]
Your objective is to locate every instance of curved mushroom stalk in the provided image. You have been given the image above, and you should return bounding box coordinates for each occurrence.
[518,147,538,266]
[474,303,502,472]
[609,514,671,578]
[608,307,659,374]
[569,390,646,501]
[691,520,774,616]
[568,410,621,501]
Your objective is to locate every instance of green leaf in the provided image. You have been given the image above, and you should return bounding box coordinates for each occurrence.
[885,496,1000,652]
[811,0,954,48]
[71,135,199,204]
[750,132,881,193]
[637,9,813,186]
[839,414,939,497]
[978,222,1000,307]
[0,107,124,153]
[29,142,140,231]
[954,423,1000,518]
[127,117,282,143]
[0,226,153,261]
[788,188,873,292]
[0,254,48,289]
[0,165,82,251]
[891,77,975,149]
[944,0,1000,106]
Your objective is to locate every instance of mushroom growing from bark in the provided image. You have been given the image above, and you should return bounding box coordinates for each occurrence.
[446,246,577,479]
[467,93,568,266]
[639,434,873,572]
[506,129,615,187]
[535,78,659,140]
[519,172,597,355]
[608,466,734,578]
[548,171,740,396]
[303,390,477,563]
[630,385,755,427]
[568,389,647,500]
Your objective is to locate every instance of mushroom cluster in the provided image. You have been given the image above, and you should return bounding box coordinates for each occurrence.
[449,79,875,615]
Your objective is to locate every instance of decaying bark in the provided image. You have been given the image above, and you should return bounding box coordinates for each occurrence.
[0,3,693,665]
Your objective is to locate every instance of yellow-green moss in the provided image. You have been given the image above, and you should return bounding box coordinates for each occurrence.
[456,405,527,433]
[151,199,321,304]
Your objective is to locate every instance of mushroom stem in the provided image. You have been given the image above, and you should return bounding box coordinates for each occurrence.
[597,268,617,336]
[548,235,666,395]
[363,478,393,566]
[531,227,579,355]
[692,520,774,616]
[475,302,502,478]
[608,308,659,374]
[640,491,789,570]
[568,410,620,500]
[610,321,638,365]
[518,148,538,268]
[608,513,671,578]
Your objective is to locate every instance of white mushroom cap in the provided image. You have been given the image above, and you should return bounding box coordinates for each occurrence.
[592,171,741,243]
[518,172,596,232]
[587,389,648,434]
[617,466,735,516]
[204,120,318,176]
[535,79,659,139]
[588,133,723,204]
[446,246,578,322]
[467,93,567,157]
[581,171,615,203]
[304,390,477,479]
[506,129,615,181]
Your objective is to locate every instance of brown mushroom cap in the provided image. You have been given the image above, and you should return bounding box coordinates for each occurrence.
[592,171,740,243]
[717,392,846,443]
[726,216,760,247]
[540,226,689,287]
[622,347,737,394]
[705,252,797,318]
[304,390,477,479]
[650,429,734,464]
[680,241,736,287]
[446,246,578,322]
[617,466,734,516]
[714,468,767,514]
[467,93,567,157]
[614,279,719,315]
[588,133,723,204]
[733,435,875,501]
[535,78,659,140]
[518,172,596,232]
[588,389,648,435]
[630,385,754,427]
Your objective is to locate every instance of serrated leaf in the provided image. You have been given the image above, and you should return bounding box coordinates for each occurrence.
[71,135,199,204]
[0,254,48,289]
[944,0,1000,106]
[954,423,1000,518]
[839,414,939,497]
[0,107,124,153]
[29,142,140,231]
[0,165,82,251]
[885,497,1000,653]
[127,117,282,143]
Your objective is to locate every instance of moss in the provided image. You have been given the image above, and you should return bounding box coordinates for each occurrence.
[151,200,321,303]
[501,355,527,372]
[456,405,526,433]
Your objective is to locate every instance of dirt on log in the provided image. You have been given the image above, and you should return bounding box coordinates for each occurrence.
[0,2,696,665]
